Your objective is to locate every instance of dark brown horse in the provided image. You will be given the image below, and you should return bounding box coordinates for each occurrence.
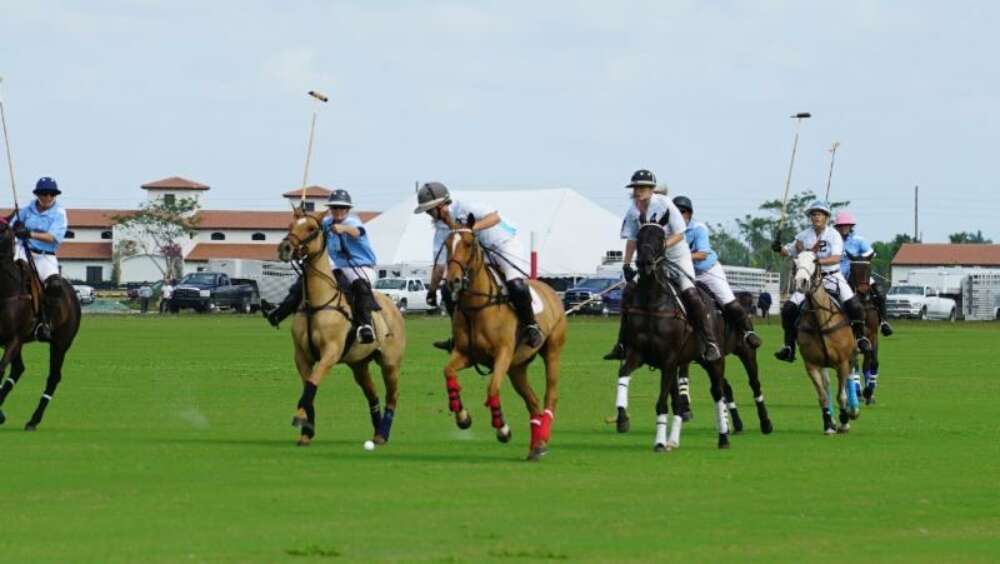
[847,258,880,405]
[614,214,731,451]
[440,215,567,461]
[0,219,81,430]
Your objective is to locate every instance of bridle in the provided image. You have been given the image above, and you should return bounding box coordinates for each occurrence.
[282,214,326,262]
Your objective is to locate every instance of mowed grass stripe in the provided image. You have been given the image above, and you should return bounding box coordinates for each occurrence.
[0,315,997,562]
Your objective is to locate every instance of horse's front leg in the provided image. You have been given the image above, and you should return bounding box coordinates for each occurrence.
[654,359,681,452]
[698,357,731,449]
[614,350,643,433]
[349,362,384,443]
[0,345,25,425]
[25,344,69,431]
[484,347,515,445]
[443,350,472,429]
[836,360,853,433]
[738,347,773,434]
[805,364,836,434]
[291,343,340,446]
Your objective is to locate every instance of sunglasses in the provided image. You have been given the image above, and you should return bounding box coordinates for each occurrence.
[329,206,351,211]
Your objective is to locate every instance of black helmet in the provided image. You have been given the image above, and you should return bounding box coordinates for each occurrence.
[673,196,693,214]
[326,189,353,208]
[413,181,451,214]
[34,177,61,196]
[626,169,657,189]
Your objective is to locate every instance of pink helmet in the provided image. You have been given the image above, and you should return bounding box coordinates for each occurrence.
[833,210,857,226]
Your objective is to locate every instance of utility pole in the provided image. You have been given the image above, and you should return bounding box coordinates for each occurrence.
[913,185,919,242]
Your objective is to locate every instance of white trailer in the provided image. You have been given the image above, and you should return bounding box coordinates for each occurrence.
[962,271,1000,321]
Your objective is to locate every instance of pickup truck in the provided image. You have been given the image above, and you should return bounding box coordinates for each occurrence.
[373,277,433,313]
[169,272,260,313]
[885,284,957,321]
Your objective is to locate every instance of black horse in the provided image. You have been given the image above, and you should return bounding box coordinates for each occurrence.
[0,220,81,430]
[614,213,731,451]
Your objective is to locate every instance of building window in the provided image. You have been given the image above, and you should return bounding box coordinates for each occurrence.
[163,194,176,206]
[303,202,315,212]
[86,266,103,283]
[211,232,226,241]
[101,230,112,240]
[252,232,266,241]
[64,230,76,239]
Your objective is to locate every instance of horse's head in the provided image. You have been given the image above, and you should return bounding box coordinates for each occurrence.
[278,206,326,262]
[0,217,13,263]
[444,213,480,302]
[635,212,669,277]
[793,251,819,294]
[848,254,872,294]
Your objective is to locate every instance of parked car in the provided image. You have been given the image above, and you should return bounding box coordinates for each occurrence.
[374,277,432,313]
[170,272,260,313]
[885,284,957,321]
[73,284,96,305]
[563,277,621,314]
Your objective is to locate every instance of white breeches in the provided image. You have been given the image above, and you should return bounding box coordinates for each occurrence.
[790,271,855,306]
[14,245,60,282]
[695,263,736,305]
[665,242,696,291]
[337,266,375,285]
[485,237,527,282]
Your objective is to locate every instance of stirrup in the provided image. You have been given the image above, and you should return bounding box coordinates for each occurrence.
[523,324,543,348]
[357,324,375,344]
[603,342,626,361]
[856,336,872,353]
[774,345,795,363]
[34,323,52,343]
[880,321,893,337]
[743,331,762,349]
[702,342,722,362]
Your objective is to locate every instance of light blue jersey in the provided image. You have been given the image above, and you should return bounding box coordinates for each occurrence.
[840,231,874,277]
[684,221,718,274]
[323,215,377,268]
[15,200,68,254]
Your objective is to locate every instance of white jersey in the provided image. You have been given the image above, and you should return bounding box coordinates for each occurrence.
[620,194,686,240]
[432,200,518,266]
[783,226,844,274]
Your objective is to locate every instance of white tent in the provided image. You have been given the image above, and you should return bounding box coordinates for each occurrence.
[365,188,625,277]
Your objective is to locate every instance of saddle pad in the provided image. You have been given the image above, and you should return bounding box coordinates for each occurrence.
[530,286,544,315]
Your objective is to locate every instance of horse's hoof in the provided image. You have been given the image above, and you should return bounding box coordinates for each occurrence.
[760,419,774,435]
[372,435,387,445]
[24,422,37,432]
[824,427,836,435]
[526,445,548,461]
[653,443,668,453]
[496,425,512,443]
[296,435,312,447]
[665,440,678,451]
[455,410,472,430]
[730,410,744,434]
[616,410,630,434]
[837,424,850,434]
[849,409,860,421]
[717,433,730,449]
[681,410,694,423]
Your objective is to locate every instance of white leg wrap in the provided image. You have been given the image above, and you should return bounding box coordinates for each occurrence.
[754,394,764,403]
[727,401,737,410]
[615,376,631,409]
[715,400,730,435]
[655,413,668,445]
[668,415,683,446]
[42,394,53,401]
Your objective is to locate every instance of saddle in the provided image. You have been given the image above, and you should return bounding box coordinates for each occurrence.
[14,259,43,316]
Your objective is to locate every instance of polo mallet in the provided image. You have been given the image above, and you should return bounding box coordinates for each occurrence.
[0,76,21,211]
[300,90,329,205]
[824,141,840,201]
[775,112,811,238]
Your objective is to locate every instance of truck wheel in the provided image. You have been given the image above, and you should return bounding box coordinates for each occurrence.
[237,298,251,314]
[918,306,927,321]
[398,299,407,314]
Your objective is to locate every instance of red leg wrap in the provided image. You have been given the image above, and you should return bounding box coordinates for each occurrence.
[446,376,463,413]
[529,414,543,449]
[484,394,504,429]
[540,409,554,443]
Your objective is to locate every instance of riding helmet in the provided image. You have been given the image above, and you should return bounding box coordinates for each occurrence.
[413,181,451,214]
[34,177,61,196]
[673,195,693,214]
[833,210,857,226]
[626,169,657,189]
[326,189,353,208]
[805,200,832,217]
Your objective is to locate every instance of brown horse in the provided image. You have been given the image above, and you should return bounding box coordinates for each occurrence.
[0,220,81,430]
[847,258,880,405]
[440,215,567,461]
[791,251,858,434]
[277,207,406,447]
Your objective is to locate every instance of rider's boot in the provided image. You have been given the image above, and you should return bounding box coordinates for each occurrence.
[433,287,455,351]
[603,282,634,360]
[34,277,63,343]
[774,301,799,363]
[723,301,761,349]
[845,296,872,353]
[680,287,722,362]
[262,276,302,328]
[350,279,376,344]
[871,283,893,336]
[507,278,544,348]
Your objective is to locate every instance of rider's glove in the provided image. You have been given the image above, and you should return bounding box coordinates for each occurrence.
[623,263,637,282]
[13,225,30,240]
[770,239,783,253]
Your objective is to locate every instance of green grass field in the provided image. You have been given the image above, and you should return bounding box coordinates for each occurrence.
[1,314,998,562]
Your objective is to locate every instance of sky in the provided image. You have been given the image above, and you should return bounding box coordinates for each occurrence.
[1,1,997,243]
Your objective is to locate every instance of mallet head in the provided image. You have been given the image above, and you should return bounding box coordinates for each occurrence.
[790,112,811,119]
[308,90,329,103]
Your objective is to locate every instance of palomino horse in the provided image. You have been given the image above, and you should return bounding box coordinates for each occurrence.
[0,219,81,430]
[277,207,406,447]
[791,251,859,434]
[614,214,732,451]
[441,215,567,461]
[847,257,880,405]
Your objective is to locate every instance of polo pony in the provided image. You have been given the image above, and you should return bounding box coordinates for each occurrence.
[0,218,81,430]
[277,207,406,447]
[613,213,732,451]
[440,214,567,461]
[791,251,859,434]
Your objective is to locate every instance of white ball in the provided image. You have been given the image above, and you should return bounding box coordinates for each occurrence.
[363,440,375,451]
